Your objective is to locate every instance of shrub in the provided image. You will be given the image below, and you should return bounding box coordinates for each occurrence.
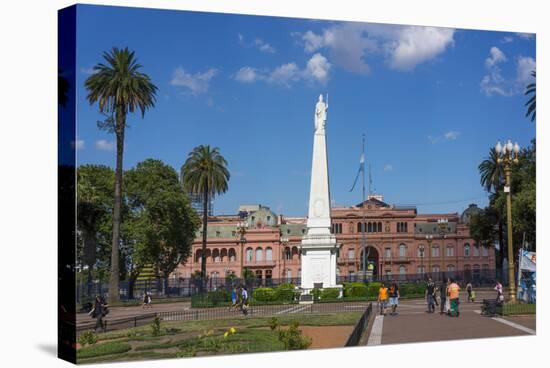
[344,282,368,298]
[78,330,98,347]
[253,287,277,302]
[150,315,161,336]
[269,317,279,330]
[278,322,312,350]
[311,288,322,301]
[399,282,426,297]
[275,284,298,302]
[366,282,382,297]
[320,288,340,299]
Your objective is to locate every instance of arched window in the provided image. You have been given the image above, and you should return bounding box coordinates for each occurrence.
[291,246,299,260]
[212,249,220,263]
[195,249,202,263]
[399,244,407,258]
[464,244,470,257]
[246,247,253,262]
[228,248,236,262]
[266,247,273,261]
[255,248,263,262]
[220,248,228,262]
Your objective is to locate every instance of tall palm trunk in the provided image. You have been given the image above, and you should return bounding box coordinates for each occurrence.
[201,185,209,290]
[109,108,125,303]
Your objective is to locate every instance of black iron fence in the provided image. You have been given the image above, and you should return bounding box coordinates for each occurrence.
[77,313,157,335]
[345,302,373,346]
[77,270,501,304]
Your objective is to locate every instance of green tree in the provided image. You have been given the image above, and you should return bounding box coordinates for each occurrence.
[77,165,115,297]
[125,159,200,295]
[478,148,506,269]
[85,48,157,302]
[180,146,230,285]
[525,70,536,122]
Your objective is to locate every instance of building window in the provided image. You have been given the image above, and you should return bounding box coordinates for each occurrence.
[286,269,292,280]
[385,270,392,278]
[228,249,236,262]
[266,247,273,261]
[246,248,253,262]
[446,246,454,257]
[399,266,406,280]
[473,264,481,280]
[385,248,391,259]
[417,266,426,275]
[399,244,407,258]
[336,267,341,276]
[431,246,440,257]
[432,265,440,274]
[255,270,263,279]
[473,245,480,257]
[397,222,408,233]
[267,216,271,222]
[348,248,355,260]
[378,222,382,232]
[215,231,221,237]
[255,248,263,262]
[481,246,489,257]
[447,264,455,273]
[464,244,470,257]
[331,223,342,234]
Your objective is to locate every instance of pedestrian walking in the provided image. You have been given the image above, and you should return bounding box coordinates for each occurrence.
[90,295,108,332]
[495,280,504,305]
[388,283,400,315]
[439,280,448,314]
[230,287,238,311]
[425,277,436,313]
[448,278,461,317]
[142,292,152,309]
[466,282,473,302]
[378,282,389,315]
[240,286,249,316]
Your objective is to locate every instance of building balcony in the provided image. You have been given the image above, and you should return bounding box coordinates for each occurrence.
[383,257,412,264]
[243,260,276,268]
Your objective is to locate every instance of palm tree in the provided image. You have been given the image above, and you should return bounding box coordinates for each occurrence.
[479,148,504,193]
[525,70,536,122]
[181,145,230,286]
[85,47,157,302]
[478,148,506,274]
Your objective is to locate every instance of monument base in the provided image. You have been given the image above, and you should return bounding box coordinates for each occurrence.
[300,233,339,289]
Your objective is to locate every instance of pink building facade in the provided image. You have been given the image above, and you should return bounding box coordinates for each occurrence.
[175,198,495,283]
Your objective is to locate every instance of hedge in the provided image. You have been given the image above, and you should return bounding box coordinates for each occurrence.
[253,287,277,302]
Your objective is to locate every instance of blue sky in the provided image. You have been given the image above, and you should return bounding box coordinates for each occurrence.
[74,4,536,217]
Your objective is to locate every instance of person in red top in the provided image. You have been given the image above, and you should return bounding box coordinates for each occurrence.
[447,278,461,317]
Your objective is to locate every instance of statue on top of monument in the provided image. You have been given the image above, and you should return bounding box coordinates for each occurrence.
[314,94,328,132]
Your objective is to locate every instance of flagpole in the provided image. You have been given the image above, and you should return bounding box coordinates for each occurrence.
[361,134,366,279]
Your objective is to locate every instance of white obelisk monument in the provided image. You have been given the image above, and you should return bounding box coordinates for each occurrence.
[300,94,339,290]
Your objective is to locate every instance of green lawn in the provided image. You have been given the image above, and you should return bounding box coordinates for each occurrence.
[77,311,362,364]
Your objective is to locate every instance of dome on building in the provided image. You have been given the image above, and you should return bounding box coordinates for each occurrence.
[461,203,481,224]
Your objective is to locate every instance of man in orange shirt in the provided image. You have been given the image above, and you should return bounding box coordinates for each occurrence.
[447,278,461,317]
[378,282,389,315]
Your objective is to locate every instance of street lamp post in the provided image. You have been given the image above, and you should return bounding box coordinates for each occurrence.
[281,237,289,281]
[437,218,449,281]
[419,245,425,280]
[236,221,248,282]
[495,139,520,303]
[425,235,433,277]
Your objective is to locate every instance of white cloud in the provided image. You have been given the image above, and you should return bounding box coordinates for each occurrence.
[480,47,536,97]
[234,67,259,83]
[501,36,514,44]
[516,56,536,85]
[238,34,276,53]
[444,131,461,140]
[95,139,115,151]
[516,32,534,40]
[267,63,300,86]
[254,38,276,53]
[297,23,454,73]
[80,67,97,75]
[304,53,331,84]
[234,53,331,87]
[383,164,393,172]
[71,139,84,150]
[388,26,455,71]
[485,47,507,68]
[427,135,440,144]
[170,67,218,95]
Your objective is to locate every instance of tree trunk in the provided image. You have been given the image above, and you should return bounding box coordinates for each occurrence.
[128,277,135,300]
[82,229,96,300]
[109,108,125,303]
[498,220,505,275]
[201,186,209,292]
